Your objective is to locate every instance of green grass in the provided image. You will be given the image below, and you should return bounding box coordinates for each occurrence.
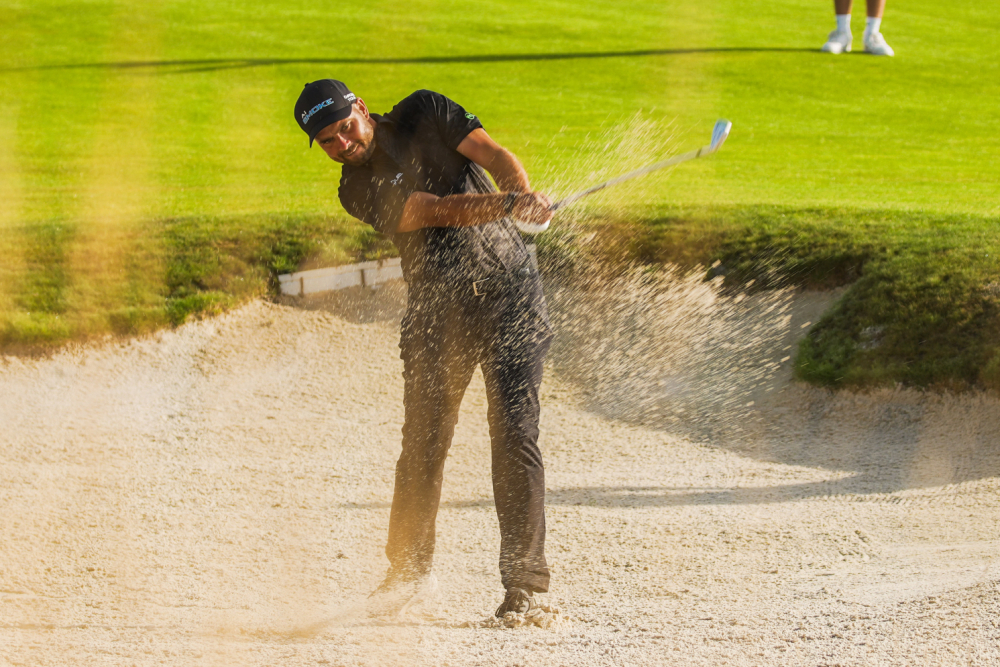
[0,213,386,350]
[2,0,999,388]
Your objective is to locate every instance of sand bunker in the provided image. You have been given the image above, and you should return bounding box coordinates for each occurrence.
[2,267,999,666]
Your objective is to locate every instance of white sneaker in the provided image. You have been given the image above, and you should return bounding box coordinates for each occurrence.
[821,29,852,54]
[864,31,895,56]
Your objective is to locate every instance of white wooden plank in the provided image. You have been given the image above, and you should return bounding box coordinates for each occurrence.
[278,257,403,296]
[362,263,403,287]
[276,249,536,297]
[303,269,363,294]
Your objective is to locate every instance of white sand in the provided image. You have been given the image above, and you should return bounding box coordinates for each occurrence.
[2,274,999,666]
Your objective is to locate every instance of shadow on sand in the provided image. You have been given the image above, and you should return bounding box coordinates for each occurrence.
[340,467,996,512]
[279,282,407,326]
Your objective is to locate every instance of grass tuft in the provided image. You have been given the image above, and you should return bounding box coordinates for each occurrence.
[15,221,75,316]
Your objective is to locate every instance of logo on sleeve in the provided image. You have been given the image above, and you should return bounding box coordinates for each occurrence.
[391,173,404,185]
[465,112,476,120]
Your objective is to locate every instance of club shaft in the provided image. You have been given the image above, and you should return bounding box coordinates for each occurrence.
[550,144,711,212]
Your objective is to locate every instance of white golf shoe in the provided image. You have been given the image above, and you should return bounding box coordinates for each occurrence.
[821,29,852,54]
[863,31,895,56]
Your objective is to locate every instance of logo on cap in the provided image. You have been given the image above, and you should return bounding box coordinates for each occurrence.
[302,98,335,125]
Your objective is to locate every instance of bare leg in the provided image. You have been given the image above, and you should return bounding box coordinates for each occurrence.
[834,0,852,14]
[862,0,894,54]
[823,0,855,52]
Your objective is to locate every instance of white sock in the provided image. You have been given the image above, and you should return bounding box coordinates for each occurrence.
[836,14,851,33]
[865,16,881,37]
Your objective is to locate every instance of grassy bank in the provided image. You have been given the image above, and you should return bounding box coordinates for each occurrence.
[2,0,998,390]
[0,214,389,351]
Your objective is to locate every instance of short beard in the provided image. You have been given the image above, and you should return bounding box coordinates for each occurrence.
[341,135,376,165]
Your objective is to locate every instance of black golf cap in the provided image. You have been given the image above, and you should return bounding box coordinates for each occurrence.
[295,79,357,146]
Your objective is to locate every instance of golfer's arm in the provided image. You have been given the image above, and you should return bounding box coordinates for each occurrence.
[396,191,508,233]
[395,129,531,233]
[457,128,532,193]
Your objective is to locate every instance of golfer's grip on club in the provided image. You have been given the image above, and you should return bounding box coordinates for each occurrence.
[513,119,732,235]
[505,191,555,232]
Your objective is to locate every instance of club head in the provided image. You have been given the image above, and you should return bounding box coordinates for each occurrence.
[709,119,732,153]
[515,219,551,235]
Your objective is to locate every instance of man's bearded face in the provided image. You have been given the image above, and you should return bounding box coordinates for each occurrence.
[316,101,376,165]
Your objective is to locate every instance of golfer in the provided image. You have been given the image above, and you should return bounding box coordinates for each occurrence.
[294,80,554,617]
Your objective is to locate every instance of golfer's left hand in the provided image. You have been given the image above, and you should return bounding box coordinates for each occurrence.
[513,192,554,225]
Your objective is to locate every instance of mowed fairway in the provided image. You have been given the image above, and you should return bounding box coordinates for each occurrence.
[4,0,999,218]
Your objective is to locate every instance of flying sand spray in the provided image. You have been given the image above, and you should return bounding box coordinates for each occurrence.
[515,119,733,234]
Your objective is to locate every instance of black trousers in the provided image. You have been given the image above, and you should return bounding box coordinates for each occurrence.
[387,267,553,593]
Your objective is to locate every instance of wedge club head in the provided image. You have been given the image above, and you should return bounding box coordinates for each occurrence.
[709,119,732,153]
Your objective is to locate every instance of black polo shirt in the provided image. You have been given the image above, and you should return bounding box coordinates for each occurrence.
[338,90,529,286]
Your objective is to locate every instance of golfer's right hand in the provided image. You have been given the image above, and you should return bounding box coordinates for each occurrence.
[512,192,554,225]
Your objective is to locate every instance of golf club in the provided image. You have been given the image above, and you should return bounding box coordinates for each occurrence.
[516,119,732,234]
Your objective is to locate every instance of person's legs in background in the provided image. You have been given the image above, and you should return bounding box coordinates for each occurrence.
[863,0,894,56]
[822,0,894,56]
